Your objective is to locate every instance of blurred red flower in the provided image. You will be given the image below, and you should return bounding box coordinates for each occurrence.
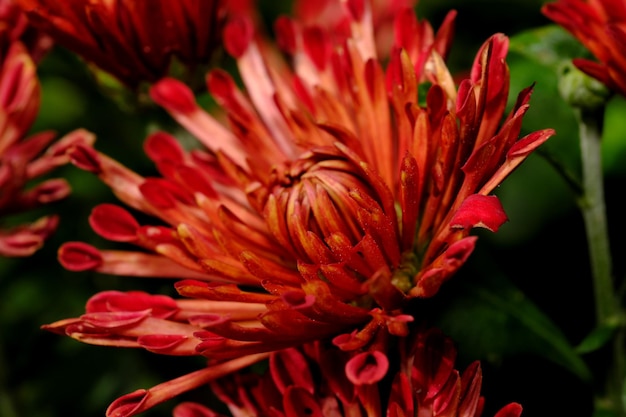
[15,0,228,89]
[543,0,626,96]
[0,0,91,257]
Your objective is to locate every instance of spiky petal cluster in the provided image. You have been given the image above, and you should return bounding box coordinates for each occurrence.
[0,0,92,257]
[48,1,552,415]
[542,0,626,97]
[15,0,227,89]
[172,328,523,417]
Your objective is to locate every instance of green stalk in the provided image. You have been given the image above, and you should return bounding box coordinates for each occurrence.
[576,106,614,324]
[558,63,624,416]
[575,106,624,417]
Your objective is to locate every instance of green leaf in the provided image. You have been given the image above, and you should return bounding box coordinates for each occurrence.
[431,269,592,382]
[575,322,619,354]
[509,24,590,71]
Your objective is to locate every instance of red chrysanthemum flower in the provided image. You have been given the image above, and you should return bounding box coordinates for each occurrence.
[46,1,553,415]
[171,328,523,417]
[0,0,92,257]
[542,0,626,97]
[15,0,228,90]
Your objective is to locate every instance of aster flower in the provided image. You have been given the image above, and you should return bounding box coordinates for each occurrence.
[46,1,552,415]
[0,1,92,257]
[15,0,228,90]
[542,0,626,97]
[172,328,523,417]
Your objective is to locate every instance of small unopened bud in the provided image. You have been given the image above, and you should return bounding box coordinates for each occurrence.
[558,62,611,111]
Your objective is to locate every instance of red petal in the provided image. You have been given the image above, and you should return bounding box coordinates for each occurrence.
[138,334,188,352]
[494,403,523,417]
[173,402,217,417]
[58,242,103,271]
[223,16,254,58]
[139,178,194,208]
[106,389,148,417]
[270,348,315,395]
[347,0,365,20]
[69,143,101,173]
[303,26,331,71]
[450,194,508,232]
[283,386,324,417]
[345,351,389,385]
[89,204,140,242]
[86,290,178,318]
[81,310,151,329]
[274,16,297,54]
[206,69,237,103]
[150,77,197,114]
[144,131,185,164]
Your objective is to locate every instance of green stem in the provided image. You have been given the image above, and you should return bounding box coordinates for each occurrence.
[577,107,614,323]
[576,106,624,416]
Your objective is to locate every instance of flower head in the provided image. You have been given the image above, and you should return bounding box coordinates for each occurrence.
[15,0,228,90]
[0,0,92,257]
[542,0,626,97]
[171,328,523,417]
[48,1,552,415]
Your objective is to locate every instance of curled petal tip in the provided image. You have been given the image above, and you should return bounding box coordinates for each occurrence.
[150,78,197,114]
[106,389,149,417]
[144,131,185,164]
[69,143,102,173]
[49,128,97,157]
[173,402,214,417]
[347,0,366,21]
[450,194,508,232]
[138,334,188,353]
[82,310,150,329]
[32,179,71,203]
[206,69,236,102]
[223,16,254,58]
[274,16,297,54]
[0,215,61,257]
[508,128,555,158]
[1,236,43,257]
[494,402,523,417]
[282,290,316,309]
[188,313,229,328]
[345,351,389,385]
[89,204,140,242]
[58,242,103,271]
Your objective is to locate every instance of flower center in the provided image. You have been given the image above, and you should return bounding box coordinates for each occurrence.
[265,148,374,265]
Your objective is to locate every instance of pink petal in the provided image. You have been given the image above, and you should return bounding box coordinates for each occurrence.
[345,350,389,385]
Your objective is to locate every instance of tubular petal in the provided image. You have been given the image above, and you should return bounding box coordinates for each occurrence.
[345,350,389,385]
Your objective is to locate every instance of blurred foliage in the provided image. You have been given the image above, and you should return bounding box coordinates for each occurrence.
[2,1,626,417]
